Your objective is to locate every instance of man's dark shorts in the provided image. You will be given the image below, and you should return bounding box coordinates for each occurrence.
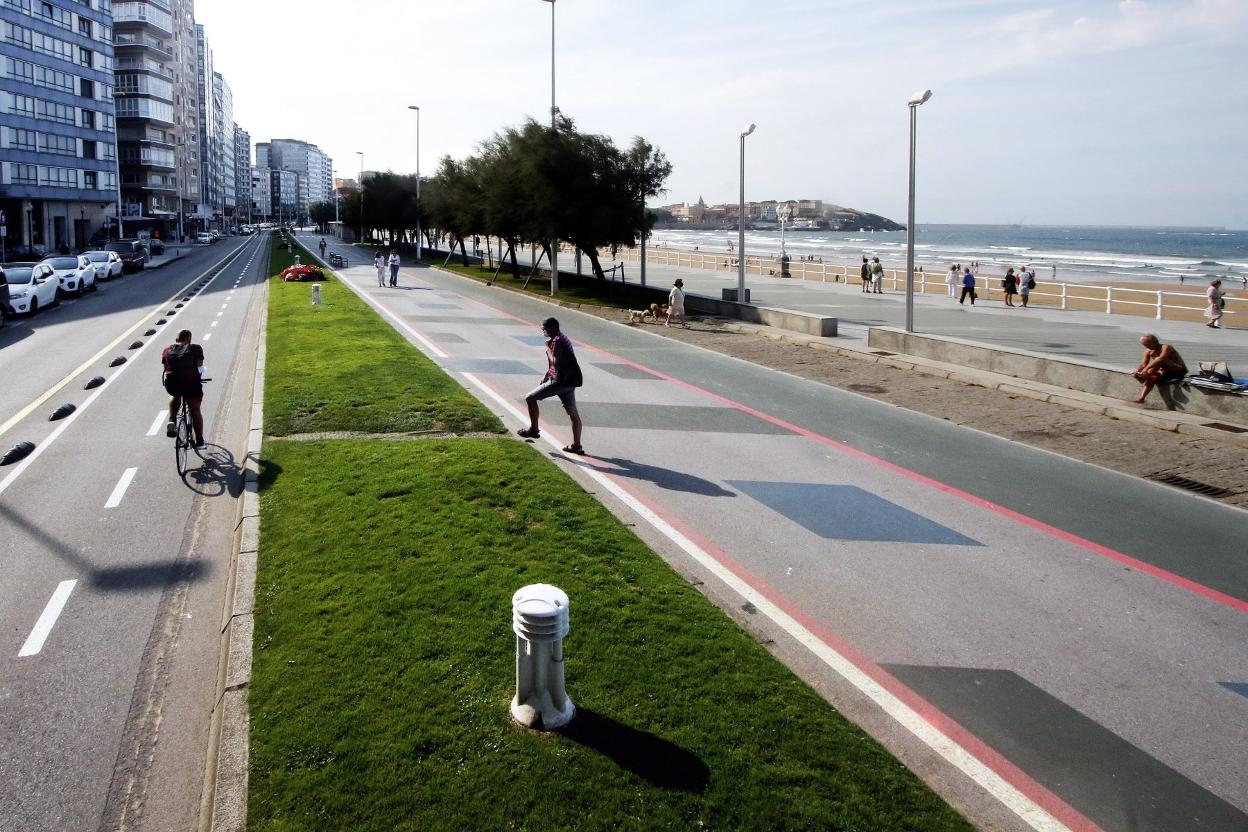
[165,380,203,403]
[526,379,577,409]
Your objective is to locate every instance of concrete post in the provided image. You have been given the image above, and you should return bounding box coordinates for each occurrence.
[510,584,573,731]
[311,284,322,305]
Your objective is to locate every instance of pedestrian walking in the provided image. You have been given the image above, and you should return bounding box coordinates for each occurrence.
[1020,267,1036,308]
[1206,279,1225,328]
[1002,268,1018,306]
[870,257,884,293]
[860,257,870,292]
[318,238,326,259]
[665,279,686,327]
[959,267,977,305]
[518,317,585,455]
[388,250,401,287]
[946,264,958,298]
[374,251,386,287]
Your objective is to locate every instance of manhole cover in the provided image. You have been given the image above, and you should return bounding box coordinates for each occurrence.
[1145,473,1232,498]
[847,384,888,394]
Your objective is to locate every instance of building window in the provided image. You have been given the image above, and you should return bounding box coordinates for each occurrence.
[9,94,36,117]
[38,133,76,155]
[79,16,92,37]
[80,78,94,98]
[80,108,95,128]
[84,170,97,188]
[82,139,96,159]
[36,98,75,124]
[9,128,37,150]
[78,47,92,68]
[6,57,35,83]
[39,165,77,187]
[12,163,39,185]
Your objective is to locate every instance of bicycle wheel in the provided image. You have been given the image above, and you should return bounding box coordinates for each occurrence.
[175,410,191,474]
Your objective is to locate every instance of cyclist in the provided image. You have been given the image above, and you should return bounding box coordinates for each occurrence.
[162,329,207,447]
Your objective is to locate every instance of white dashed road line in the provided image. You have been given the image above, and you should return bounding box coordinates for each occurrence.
[104,467,138,509]
[18,580,77,657]
[146,410,167,437]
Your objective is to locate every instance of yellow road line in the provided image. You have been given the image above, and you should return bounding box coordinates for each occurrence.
[0,240,253,441]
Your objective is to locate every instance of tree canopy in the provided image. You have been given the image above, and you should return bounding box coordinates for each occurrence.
[352,117,670,281]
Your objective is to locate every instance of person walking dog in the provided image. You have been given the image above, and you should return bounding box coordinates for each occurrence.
[518,317,585,455]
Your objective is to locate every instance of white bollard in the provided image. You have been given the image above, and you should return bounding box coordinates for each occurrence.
[510,584,574,730]
[311,284,322,305]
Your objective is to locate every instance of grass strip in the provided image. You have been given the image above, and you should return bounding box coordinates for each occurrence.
[250,438,973,832]
[263,237,502,436]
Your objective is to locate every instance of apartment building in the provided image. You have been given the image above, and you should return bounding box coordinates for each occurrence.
[233,123,248,222]
[1,0,119,252]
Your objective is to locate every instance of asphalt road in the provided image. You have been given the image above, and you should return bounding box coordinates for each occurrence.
[308,236,1248,832]
[0,236,267,831]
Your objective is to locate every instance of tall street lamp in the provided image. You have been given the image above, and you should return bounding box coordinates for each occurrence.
[540,0,558,294]
[407,105,421,262]
[777,201,792,278]
[737,122,756,304]
[905,89,932,333]
[356,151,365,245]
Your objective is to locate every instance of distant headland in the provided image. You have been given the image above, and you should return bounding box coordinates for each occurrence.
[652,197,904,232]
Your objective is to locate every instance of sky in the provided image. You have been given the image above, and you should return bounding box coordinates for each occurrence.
[195,0,1248,229]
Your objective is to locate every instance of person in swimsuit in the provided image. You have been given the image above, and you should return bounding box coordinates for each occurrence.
[1132,334,1187,403]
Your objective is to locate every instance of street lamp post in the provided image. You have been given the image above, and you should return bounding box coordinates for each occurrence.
[356,151,365,245]
[737,123,756,303]
[905,89,932,333]
[777,202,792,278]
[407,105,421,262]
[540,0,557,294]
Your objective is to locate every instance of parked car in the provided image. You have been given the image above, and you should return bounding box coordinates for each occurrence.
[43,254,96,296]
[147,238,166,255]
[105,239,148,273]
[0,266,9,329]
[84,249,124,281]
[209,230,221,242]
[196,232,213,244]
[2,262,59,316]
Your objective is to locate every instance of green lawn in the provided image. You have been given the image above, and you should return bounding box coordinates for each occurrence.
[263,239,502,436]
[433,257,637,311]
[248,234,971,831]
[250,439,973,832]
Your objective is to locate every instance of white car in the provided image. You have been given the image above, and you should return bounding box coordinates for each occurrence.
[84,250,124,281]
[3,262,60,315]
[196,232,213,244]
[43,255,96,296]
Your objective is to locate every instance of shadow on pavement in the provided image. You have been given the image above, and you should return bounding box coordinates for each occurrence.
[0,503,209,592]
[558,708,710,793]
[182,442,243,497]
[579,456,736,497]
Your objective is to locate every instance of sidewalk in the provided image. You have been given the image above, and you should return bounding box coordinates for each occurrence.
[548,252,1248,371]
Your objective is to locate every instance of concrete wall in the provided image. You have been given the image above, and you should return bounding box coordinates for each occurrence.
[868,327,1247,421]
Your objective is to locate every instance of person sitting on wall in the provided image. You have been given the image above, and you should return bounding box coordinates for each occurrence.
[1132,333,1187,403]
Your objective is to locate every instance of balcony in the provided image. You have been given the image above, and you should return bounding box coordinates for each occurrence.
[113,33,173,59]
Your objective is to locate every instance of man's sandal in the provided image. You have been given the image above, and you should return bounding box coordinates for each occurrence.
[517,428,540,439]
[562,444,585,455]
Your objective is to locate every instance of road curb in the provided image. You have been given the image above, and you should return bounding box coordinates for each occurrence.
[199,248,267,832]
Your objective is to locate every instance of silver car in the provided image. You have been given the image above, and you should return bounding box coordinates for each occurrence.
[84,250,124,281]
[43,255,97,296]
[3,262,60,315]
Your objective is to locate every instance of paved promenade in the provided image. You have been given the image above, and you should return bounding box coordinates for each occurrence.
[304,234,1247,832]
[567,253,1248,371]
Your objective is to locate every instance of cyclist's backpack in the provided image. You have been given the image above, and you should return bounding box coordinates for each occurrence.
[166,343,195,379]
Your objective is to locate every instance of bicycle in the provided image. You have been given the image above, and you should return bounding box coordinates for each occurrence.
[173,379,211,475]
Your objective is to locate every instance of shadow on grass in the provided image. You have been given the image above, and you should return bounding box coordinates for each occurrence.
[559,708,710,793]
[581,456,737,498]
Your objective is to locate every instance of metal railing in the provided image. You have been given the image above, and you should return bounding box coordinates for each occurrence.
[610,246,1242,325]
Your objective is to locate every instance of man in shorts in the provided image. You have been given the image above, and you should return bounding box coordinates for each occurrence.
[1132,333,1187,403]
[162,328,207,446]
[518,317,584,454]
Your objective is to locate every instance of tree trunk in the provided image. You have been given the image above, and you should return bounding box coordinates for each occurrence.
[458,237,469,267]
[583,247,607,280]
[505,238,521,280]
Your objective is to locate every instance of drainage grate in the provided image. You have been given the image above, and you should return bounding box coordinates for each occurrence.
[1202,422,1248,434]
[1146,473,1232,498]
[871,350,896,357]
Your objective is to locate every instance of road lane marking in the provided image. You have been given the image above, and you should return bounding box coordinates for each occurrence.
[19,580,78,657]
[105,467,138,508]
[146,410,167,437]
[210,321,218,327]
[203,333,213,341]
[0,239,254,442]
[221,303,228,309]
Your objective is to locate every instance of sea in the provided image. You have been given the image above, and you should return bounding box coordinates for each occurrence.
[647,225,1248,287]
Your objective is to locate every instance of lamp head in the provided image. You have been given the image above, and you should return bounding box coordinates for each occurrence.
[740,123,756,137]
[908,89,933,107]
[408,105,419,111]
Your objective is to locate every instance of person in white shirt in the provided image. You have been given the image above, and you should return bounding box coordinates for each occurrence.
[388,250,401,287]
[374,252,386,287]
[946,264,958,298]
[665,279,686,327]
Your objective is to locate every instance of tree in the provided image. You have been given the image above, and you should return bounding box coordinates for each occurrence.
[308,201,335,232]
